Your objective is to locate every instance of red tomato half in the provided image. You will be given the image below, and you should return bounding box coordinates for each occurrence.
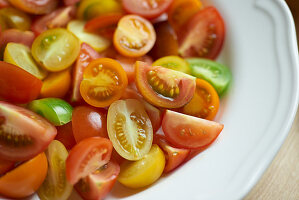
[0,61,42,104]
[66,137,113,185]
[75,160,120,200]
[122,0,174,19]
[0,101,57,161]
[162,110,224,149]
[179,7,225,59]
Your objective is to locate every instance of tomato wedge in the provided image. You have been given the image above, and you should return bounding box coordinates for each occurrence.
[107,99,153,160]
[8,0,58,14]
[80,58,128,107]
[179,7,225,59]
[135,61,196,108]
[0,101,57,161]
[162,110,224,149]
[66,137,113,185]
[122,0,174,19]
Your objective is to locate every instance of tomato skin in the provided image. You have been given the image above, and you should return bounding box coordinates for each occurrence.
[72,106,108,143]
[0,158,14,175]
[122,0,174,19]
[66,137,113,185]
[179,7,225,59]
[0,101,57,161]
[0,7,31,31]
[0,61,42,104]
[0,152,48,198]
[55,122,76,150]
[0,29,35,51]
[162,110,224,149]
[8,0,59,15]
[64,0,80,6]
[75,160,120,200]
[0,0,9,8]
[71,43,100,103]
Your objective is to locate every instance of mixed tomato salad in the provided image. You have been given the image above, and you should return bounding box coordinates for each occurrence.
[0,0,232,199]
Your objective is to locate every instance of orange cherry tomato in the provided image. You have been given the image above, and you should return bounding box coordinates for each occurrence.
[0,152,48,198]
[113,15,156,57]
[80,58,128,107]
[8,0,58,15]
[181,79,220,120]
[40,69,71,99]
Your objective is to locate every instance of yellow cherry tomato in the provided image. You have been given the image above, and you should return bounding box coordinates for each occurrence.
[152,55,191,74]
[67,20,110,52]
[4,42,48,80]
[118,144,165,188]
[0,7,31,31]
[31,28,80,72]
[40,69,71,98]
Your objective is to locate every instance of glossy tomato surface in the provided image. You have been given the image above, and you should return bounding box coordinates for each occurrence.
[8,0,58,14]
[55,122,76,150]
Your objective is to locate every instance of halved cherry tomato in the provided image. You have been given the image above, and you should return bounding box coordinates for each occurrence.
[168,0,202,33]
[31,28,80,72]
[118,144,165,188]
[40,69,71,99]
[113,15,156,57]
[179,7,225,59]
[8,0,58,14]
[181,79,219,120]
[0,7,31,31]
[152,55,191,74]
[162,110,224,149]
[31,6,76,36]
[80,58,128,107]
[37,140,73,200]
[107,99,153,160]
[135,61,196,108]
[0,101,57,161]
[122,0,174,19]
[75,160,120,200]
[55,122,76,150]
[154,134,190,173]
[0,158,14,175]
[0,152,48,198]
[66,137,113,185]
[149,21,179,59]
[72,106,108,143]
[71,43,100,103]
[0,61,42,104]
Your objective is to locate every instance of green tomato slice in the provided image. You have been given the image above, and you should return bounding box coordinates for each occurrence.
[186,58,232,97]
[152,56,191,74]
[28,98,73,126]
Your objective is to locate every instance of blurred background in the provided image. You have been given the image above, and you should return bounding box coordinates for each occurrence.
[286,0,298,42]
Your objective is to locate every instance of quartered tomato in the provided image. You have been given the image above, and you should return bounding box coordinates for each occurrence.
[0,153,48,198]
[31,28,80,72]
[122,0,173,19]
[113,15,156,57]
[154,134,190,173]
[71,43,100,103]
[182,79,219,120]
[135,61,196,108]
[80,58,128,107]
[55,122,76,150]
[179,7,225,59]
[107,99,153,160]
[118,144,165,188]
[0,61,42,104]
[72,106,108,143]
[66,137,113,185]
[31,6,76,35]
[0,7,31,31]
[37,140,73,200]
[0,158,14,175]
[0,101,57,161]
[162,110,224,149]
[152,55,191,74]
[149,21,179,59]
[75,160,120,200]
[8,0,58,15]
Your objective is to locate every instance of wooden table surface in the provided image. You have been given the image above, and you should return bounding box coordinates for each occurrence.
[244,1,299,199]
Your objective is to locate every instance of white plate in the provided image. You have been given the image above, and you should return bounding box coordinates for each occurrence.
[14,0,299,199]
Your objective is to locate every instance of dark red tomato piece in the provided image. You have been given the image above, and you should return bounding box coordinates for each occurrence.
[154,134,190,173]
[162,110,224,149]
[75,160,120,200]
[31,6,76,36]
[64,0,80,6]
[66,137,113,185]
[8,0,58,14]
[122,0,174,19]
[0,29,35,50]
[0,101,57,161]
[0,61,42,104]
[72,106,108,143]
[0,0,9,8]
[55,122,76,150]
[179,7,225,59]
[71,43,100,103]
[0,158,14,175]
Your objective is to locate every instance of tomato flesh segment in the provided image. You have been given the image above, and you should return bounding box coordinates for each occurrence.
[162,110,224,149]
